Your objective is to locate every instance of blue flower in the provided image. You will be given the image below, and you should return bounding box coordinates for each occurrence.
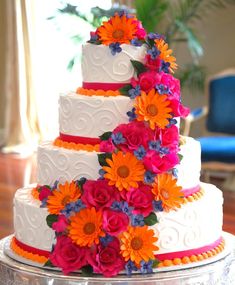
[149,140,161,151]
[153,200,163,212]
[73,199,85,212]
[172,168,178,178]
[160,60,170,73]
[127,108,137,121]
[111,132,126,145]
[61,203,74,217]
[117,10,133,18]
[156,84,170,95]
[144,171,156,184]
[125,260,138,276]
[111,201,123,212]
[40,198,48,208]
[122,202,133,216]
[147,32,164,40]
[159,146,169,155]
[167,118,177,127]
[147,46,160,60]
[140,260,154,274]
[128,85,141,99]
[109,42,122,56]
[100,234,113,246]
[98,168,106,179]
[52,180,59,191]
[76,177,87,188]
[131,214,145,227]
[134,145,146,160]
[131,38,143,47]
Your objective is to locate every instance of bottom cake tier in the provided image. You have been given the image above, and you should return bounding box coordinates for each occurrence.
[11,182,224,271]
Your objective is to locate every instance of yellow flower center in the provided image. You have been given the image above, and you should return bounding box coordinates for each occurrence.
[112,29,125,40]
[131,237,143,250]
[161,188,170,199]
[117,165,130,178]
[146,104,158,116]
[83,222,96,235]
[61,195,70,206]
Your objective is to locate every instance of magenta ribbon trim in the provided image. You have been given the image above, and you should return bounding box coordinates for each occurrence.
[59,133,101,145]
[155,237,222,261]
[82,82,127,91]
[182,185,201,197]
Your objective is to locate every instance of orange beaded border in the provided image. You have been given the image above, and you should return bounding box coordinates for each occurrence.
[157,238,225,268]
[53,137,100,152]
[76,87,121,97]
[10,237,48,264]
[183,188,205,204]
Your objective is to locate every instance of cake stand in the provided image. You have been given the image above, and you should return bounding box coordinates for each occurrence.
[0,233,235,285]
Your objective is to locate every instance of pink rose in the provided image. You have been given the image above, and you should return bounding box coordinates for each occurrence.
[89,237,125,277]
[138,71,158,93]
[126,184,154,217]
[52,215,68,233]
[145,54,161,71]
[144,151,179,174]
[49,235,89,275]
[134,21,146,40]
[82,180,120,210]
[39,186,51,201]
[102,209,129,236]
[113,121,154,152]
[100,138,115,152]
[161,125,179,151]
[155,72,180,100]
[169,99,190,118]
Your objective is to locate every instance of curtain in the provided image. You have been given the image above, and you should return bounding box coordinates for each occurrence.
[1,0,41,154]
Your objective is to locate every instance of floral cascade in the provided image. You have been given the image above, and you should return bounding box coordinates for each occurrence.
[33,11,190,277]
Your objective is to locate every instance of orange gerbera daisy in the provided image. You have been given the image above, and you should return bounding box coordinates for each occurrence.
[135,89,172,130]
[31,186,39,200]
[47,181,81,215]
[152,173,184,212]
[97,14,137,45]
[103,151,145,191]
[120,226,159,265]
[68,207,105,247]
[155,39,177,72]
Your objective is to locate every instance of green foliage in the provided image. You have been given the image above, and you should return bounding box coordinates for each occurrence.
[98,153,112,167]
[144,212,158,226]
[119,84,133,96]
[130,60,147,76]
[99,131,112,141]
[46,214,58,228]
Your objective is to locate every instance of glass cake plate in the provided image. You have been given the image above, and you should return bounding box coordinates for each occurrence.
[1,232,235,285]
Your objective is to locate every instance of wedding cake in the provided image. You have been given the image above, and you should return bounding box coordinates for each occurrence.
[10,12,224,277]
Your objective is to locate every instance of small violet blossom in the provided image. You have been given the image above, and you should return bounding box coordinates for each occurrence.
[153,200,163,212]
[144,171,156,184]
[127,108,137,121]
[125,260,138,276]
[140,260,154,274]
[128,85,141,99]
[109,42,122,56]
[156,84,170,95]
[131,214,145,227]
[111,132,126,145]
[147,46,160,60]
[134,145,146,160]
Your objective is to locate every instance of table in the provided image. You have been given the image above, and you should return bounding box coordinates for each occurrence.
[0,235,235,285]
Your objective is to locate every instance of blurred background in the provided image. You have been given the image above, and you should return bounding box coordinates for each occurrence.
[0,0,235,238]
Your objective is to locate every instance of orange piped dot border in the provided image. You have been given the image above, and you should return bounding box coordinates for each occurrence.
[182,188,205,204]
[76,87,121,97]
[53,137,100,152]
[10,237,48,264]
[157,238,225,268]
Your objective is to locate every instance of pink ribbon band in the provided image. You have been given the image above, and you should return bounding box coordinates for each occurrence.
[182,185,201,197]
[82,82,127,91]
[59,133,101,145]
[155,237,222,261]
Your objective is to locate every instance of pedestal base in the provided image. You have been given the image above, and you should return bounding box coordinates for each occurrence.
[1,234,235,285]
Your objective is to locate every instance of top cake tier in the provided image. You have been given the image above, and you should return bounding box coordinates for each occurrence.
[81,43,146,86]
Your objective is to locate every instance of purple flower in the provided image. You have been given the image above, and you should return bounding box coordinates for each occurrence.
[100,234,114,246]
[134,145,146,160]
[109,42,122,56]
[127,108,137,121]
[147,46,160,60]
[111,201,133,216]
[147,32,165,40]
[128,85,141,99]
[131,214,145,227]
[153,200,163,212]
[98,168,106,179]
[61,200,85,217]
[159,146,169,155]
[172,168,178,178]
[160,60,170,73]
[144,171,156,184]
[156,84,170,95]
[140,260,154,274]
[111,132,126,145]
[167,118,178,127]
[149,140,161,151]
[125,260,138,276]
[131,38,143,47]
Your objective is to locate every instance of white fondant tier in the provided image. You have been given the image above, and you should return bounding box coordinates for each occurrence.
[13,183,223,254]
[37,137,201,190]
[82,43,146,84]
[59,93,133,138]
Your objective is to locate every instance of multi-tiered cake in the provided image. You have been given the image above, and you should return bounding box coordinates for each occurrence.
[10,12,224,277]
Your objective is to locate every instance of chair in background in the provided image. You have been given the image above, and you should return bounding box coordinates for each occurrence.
[183,68,235,190]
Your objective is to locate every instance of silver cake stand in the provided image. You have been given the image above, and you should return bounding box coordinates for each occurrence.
[0,234,235,285]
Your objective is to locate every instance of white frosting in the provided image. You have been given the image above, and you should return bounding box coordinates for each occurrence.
[176,137,201,189]
[82,43,146,83]
[37,141,100,186]
[59,93,133,138]
[13,186,55,251]
[37,137,201,190]
[13,183,223,254]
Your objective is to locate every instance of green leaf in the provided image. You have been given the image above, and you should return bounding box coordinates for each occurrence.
[119,84,133,96]
[81,265,94,276]
[99,131,112,141]
[44,259,55,268]
[178,153,183,162]
[46,214,58,228]
[77,177,87,191]
[144,212,158,226]
[152,258,160,268]
[130,60,147,76]
[98,153,112,167]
